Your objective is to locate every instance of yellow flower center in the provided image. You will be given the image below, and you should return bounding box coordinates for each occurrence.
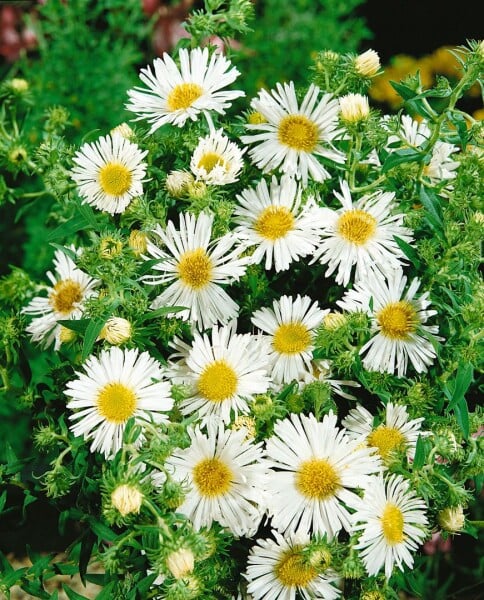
[167,82,203,111]
[198,360,238,402]
[296,458,341,499]
[192,458,233,497]
[273,321,311,355]
[49,279,83,315]
[381,503,405,545]
[278,115,319,152]
[99,162,132,196]
[336,209,377,245]
[177,248,213,290]
[376,301,418,340]
[275,547,318,587]
[367,426,406,459]
[96,382,137,424]
[197,152,226,174]
[255,206,295,240]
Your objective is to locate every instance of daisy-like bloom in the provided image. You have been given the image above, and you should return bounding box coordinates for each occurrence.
[167,322,271,427]
[352,473,428,579]
[264,412,381,539]
[165,423,268,537]
[342,402,425,462]
[385,115,460,184]
[233,175,325,272]
[310,180,413,287]
[240,82,345,185]
[245,530,341,600]
[251,295,328,384]
[21,249,100,350]
[71,133,148,215]
[190,128,245,185]
[125,47,244,132]
[337,268,441,377]
[65,346,173,458]
[142,212,250,331]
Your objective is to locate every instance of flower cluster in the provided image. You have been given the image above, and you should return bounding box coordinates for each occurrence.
[16,39,484,600]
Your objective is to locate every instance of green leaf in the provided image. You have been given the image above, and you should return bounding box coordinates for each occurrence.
[382,147,423,173]
[79,531,96,585]
[93,581,116,600]
[419,186,444,233]
[81,318,106,361]
[138,305,187,322]
[454,396,470,439]
[46,215,92,242]
[444,362,474,411]
[49,243,78,261]
[413,435,429,470]
[87,518,118,543]
[393,236,422,269]
[62,585,91,600]
[57,319,90,334]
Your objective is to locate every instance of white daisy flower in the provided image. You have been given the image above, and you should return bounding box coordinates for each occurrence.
[165,424,268,537]
[385,115,460,184]
[125,47,244,132]
[311,180,414,287]
[71,133,148,215]
[245,530,341,600]
[142,212,250,331]
[342,402,425,462]
[167,322,271,427]
[233,175,325,272]
[251,295,328,384]
[264,412,381,538]
[240,82,345,185]
[337,268,442,377]
[352,473,428,579]
[64,346,173,458]
[190,128,245,185]
[21,249,100,350]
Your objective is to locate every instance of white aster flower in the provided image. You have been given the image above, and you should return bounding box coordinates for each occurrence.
[251,295,328,384]
[311,180,414,287]
[165,424,268,537]
[71,133,148,215]
[21,249,100,350]
[245,530,341,600]
[125,47,244,132]
[385,115,460,184]
[142,211,250,330]
[352,473,428,579]
[167,322,271,427]
[241,82,345,185]
[64,346,173,458]
[190,128,245,185]
[337,268,442,377]
[342,402,425,462]
[264,412,381,538]
[233,175,325,272]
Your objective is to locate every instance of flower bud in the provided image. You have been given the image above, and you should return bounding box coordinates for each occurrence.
[59,325,76,344]
[247,111,267,125]
[323,311,347,330]
[100,317,132,345]
[165,170,194,198]
[339,93,370,123]
[166,548,195,579]
[355,49,381,77]
[231,415,256,439]
[110,122,135,139]
[111,484,143,516]
[437,505,465,533]
[10,78,29,93]
[99,236,123,259]
[129,229,148,256]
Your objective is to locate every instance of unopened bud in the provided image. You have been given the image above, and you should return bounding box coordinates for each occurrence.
[165,170,194,198]
[59,325,76,344]
[437,505,465,533]
[99,237,123,259]
[339,93,370,123]
[100,317,132,345]
[111,484,143,516]
[323,312,347,330]
[247,111,267,125]
[10,78,29,93]
[110,122,135,139]
[129,229,148,256]
[166,548,195,579]
[355,49,381,77]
